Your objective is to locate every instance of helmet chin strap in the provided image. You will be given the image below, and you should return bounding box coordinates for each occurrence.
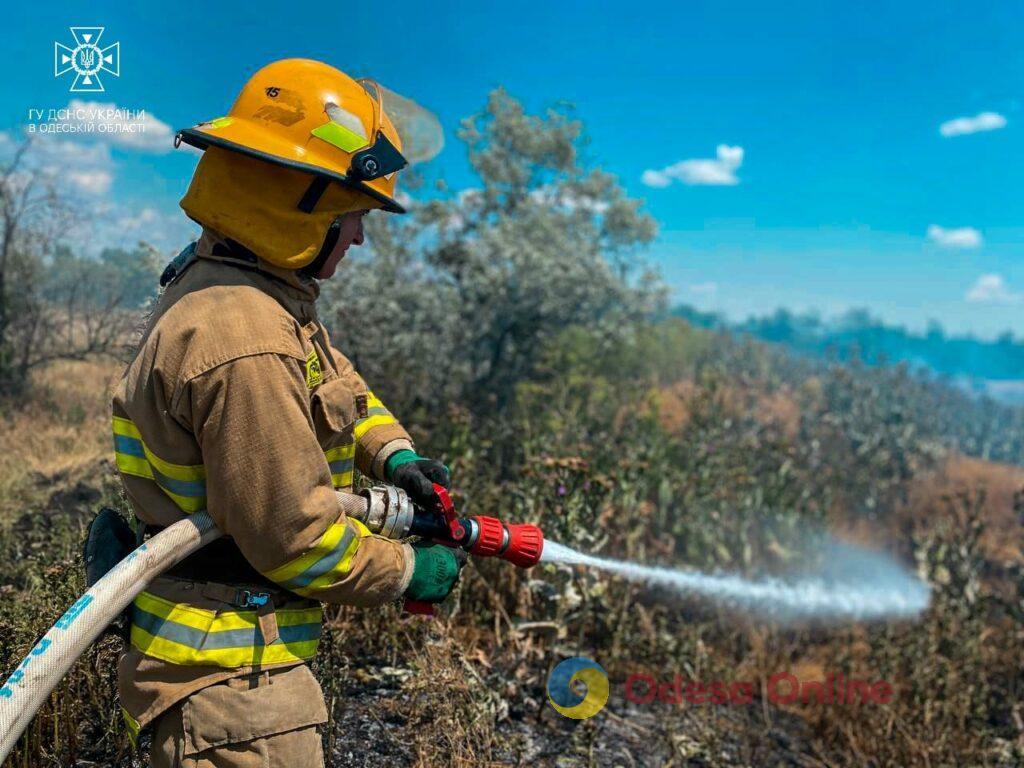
[297,175,331,214]
[300,217,342,279]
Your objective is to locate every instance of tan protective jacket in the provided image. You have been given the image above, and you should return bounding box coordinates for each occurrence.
[112,230,414,731]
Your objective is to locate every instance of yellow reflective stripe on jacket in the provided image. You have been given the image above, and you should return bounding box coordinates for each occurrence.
[112,416,207,513]
[353,413,398,441]
[263,518,371,597]
[365,392,388,410]
[324,442,354,489]
[352,390,398,441]
[129,591,322,668]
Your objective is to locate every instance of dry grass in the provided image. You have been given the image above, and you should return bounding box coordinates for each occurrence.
[753,387,801,441]
[652,380,698,434]
[0,359,120,509]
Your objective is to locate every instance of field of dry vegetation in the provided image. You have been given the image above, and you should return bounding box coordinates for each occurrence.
[1,320,1023,767]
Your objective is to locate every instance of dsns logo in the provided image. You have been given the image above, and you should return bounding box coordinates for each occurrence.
[547,657,609,719]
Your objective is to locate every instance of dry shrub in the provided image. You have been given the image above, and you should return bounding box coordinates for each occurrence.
[655,379,801,443]
[901,454,1024,563]
[398,635,503,767]
[754,387,801,442]
[653,380,698,433]
[814,490,1023,766]
[5,323,1024,766]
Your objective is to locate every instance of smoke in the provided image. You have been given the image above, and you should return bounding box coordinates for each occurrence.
[541,536,930,623]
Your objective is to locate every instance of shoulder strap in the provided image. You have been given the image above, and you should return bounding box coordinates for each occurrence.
[159,241,199,288]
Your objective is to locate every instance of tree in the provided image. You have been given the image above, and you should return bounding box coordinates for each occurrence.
[0,138,159,395]
[323,89,663,417]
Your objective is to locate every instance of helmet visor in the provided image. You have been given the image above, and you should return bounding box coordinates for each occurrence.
[358,78,445,166]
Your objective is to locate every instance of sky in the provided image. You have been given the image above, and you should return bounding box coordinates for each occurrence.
[6,1,1022,338]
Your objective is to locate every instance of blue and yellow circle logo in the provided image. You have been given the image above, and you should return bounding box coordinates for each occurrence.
[547,657,609,719]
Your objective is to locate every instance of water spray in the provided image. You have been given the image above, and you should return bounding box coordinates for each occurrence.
[355,485,930,622]
[540,539,930,621]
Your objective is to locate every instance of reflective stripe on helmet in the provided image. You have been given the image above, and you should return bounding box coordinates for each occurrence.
[311,103,370,154]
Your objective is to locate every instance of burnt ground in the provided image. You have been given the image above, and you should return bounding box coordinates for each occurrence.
[325,662,822,768]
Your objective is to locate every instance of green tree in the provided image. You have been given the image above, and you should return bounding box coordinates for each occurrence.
[323,89,663,416]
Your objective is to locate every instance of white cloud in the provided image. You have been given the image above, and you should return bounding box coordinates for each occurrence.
[457,187,483,206]
[0,133,117,198]
[116,207,161,230]
[927,224,982,249]
[68,170,113,194]
[0,130,197,253]
[93,204,199,253]
[642,145,744,188]
[62,99,175,152]
[939,111,1007,137]
[689,282,719,296]
[966,274,1021,304]
[32,135,111,167]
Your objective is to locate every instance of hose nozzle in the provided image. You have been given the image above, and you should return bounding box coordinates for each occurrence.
[468,516,544,568]
[502,523,544,568]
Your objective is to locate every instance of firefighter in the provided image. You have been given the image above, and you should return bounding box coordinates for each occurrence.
[111,58,461,766]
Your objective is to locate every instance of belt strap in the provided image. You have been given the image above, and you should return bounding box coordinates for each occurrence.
[200,582,271,608]
[200,582,281,646]
[143,524,276,589]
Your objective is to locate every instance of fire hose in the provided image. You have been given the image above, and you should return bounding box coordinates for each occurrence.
[0,510,221,763]
[0,484,542,761]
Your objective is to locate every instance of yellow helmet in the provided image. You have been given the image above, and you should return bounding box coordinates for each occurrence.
[177,58,408,270]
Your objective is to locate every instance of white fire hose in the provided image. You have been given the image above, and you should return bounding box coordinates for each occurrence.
[0,489,395,762]
[0,512,222,763]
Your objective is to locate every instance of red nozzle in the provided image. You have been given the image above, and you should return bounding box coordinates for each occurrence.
[470,516,505,558]
[501,523,544,568]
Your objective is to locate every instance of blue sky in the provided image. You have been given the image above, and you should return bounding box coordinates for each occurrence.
[7,1,1021,337]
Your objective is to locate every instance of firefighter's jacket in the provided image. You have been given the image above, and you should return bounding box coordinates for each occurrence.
[111,230,414,732]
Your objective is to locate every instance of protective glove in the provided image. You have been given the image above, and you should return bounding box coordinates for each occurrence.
[386,449,451,507]
[404,542,466,603]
